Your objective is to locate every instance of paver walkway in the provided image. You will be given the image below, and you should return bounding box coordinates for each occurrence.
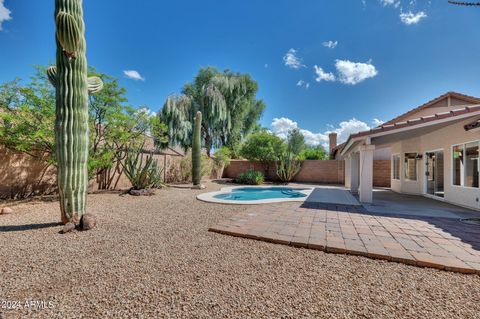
[209,202,480,274]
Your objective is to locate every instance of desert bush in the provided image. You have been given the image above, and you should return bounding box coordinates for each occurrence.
[235,170,264,185]
[176,151,213,183]
[121,147,164,190]
[276,153,302,183]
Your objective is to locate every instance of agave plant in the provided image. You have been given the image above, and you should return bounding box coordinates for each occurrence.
[276,152,303,183]
[120,145,164,190]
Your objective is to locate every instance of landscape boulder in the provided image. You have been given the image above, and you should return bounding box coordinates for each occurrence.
[1,207,13,214]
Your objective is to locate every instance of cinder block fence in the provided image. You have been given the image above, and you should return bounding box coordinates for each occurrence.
[223,159,391,187]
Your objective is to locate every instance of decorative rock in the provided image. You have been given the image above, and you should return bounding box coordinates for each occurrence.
[129,188,155,196]
[192,184,206,190]
[1,207,13,214]
[80,213,97,231]
[60,222,75,234]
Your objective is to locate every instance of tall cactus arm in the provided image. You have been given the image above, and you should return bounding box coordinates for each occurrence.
[47,66,57,88]
[88,76,103,94]
[56,11,80,57]
[48,67,103,95]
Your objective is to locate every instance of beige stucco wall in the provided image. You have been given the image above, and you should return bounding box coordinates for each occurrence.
[388,117,480,210]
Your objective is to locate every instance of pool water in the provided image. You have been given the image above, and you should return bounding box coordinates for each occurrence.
[213,187,308,201]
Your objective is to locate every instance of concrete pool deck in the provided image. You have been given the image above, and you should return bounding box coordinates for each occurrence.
[209,187,480,274]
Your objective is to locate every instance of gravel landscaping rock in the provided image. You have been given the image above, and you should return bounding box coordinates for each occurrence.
[59,222,75,234]
[0,181,479,318]
[1,207,13,214]
[80,213,97,231]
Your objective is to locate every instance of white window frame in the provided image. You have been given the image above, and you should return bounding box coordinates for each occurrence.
[403,152,418,182]
[451,140,480,189]
[392,153,401,180]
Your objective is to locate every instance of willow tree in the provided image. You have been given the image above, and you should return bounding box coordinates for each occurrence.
[159,67,265,156]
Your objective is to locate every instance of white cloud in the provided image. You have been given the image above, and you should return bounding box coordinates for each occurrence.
[329,118,371,145]
[372,118,385,127]
[334,59,378,85]
[322,40,338,49]
[0,0,12,31]
[123,70,145,81]
[271,117,299,139]
[380,0,400,8]
[399,11,427,25]
[271,117,371,148]
[283,48,305,69]
[297,80,310,89]
[314,65,336,82]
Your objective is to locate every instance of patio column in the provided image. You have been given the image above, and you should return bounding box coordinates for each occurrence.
[344,157,351,188]
[359,145,375,203]
[349,152,360,194]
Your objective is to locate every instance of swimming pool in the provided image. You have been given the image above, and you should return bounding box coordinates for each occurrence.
[197,186,313,204]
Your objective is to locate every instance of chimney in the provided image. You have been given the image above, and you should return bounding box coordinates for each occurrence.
[329,133,337,153]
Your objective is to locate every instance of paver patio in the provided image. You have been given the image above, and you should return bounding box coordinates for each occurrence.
[209,199,480,274]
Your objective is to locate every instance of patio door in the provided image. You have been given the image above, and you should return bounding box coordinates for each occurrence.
[425,151,444,198]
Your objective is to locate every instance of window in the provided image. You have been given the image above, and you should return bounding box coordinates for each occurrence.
[452,141,479,188]
[404,153,417,181]
[465,142,479,188]
[453,145,463,186]
[392,154,400,180]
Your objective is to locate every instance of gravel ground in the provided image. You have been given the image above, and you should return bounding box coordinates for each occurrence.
[1,181,479,319]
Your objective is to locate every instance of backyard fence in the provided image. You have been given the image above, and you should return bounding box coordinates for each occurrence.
[0,146,391,200]
[223,159,391,187]
[0,146,217,200]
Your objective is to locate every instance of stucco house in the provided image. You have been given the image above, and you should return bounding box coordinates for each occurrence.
[340,92,480,211]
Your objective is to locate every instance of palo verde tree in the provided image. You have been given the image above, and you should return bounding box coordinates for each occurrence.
[159,67,265,156]
[0,66,166,195]
[88,69,167,189]
[0,69,56,164]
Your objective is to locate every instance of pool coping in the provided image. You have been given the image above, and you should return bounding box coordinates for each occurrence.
[196,185,314,205]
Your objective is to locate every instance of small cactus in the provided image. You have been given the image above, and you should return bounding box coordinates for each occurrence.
[47,0,103,224]
[192,111,202,186]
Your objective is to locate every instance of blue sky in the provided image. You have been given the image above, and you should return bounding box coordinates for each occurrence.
[1,0,480,146]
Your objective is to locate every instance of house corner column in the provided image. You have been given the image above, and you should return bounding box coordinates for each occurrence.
[359,145,375,203]
[350,152,360,194]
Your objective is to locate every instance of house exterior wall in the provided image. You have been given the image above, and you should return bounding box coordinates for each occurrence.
[388,117,480,210]
[373,147,391,160]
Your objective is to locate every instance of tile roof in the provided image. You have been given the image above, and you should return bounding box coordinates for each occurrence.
[382,91,480,126]
[350,104,480,139]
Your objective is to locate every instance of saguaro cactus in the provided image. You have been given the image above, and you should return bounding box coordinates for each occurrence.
[192,111,202,187]
[47,0,103,224]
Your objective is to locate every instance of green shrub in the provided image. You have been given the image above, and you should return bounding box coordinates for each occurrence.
[235,170,264,185]
[213,146,232,168]
[297,145,328,160]
[240,131,285,173]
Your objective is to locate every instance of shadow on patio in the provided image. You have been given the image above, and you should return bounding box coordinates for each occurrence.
[209,186,480,274]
